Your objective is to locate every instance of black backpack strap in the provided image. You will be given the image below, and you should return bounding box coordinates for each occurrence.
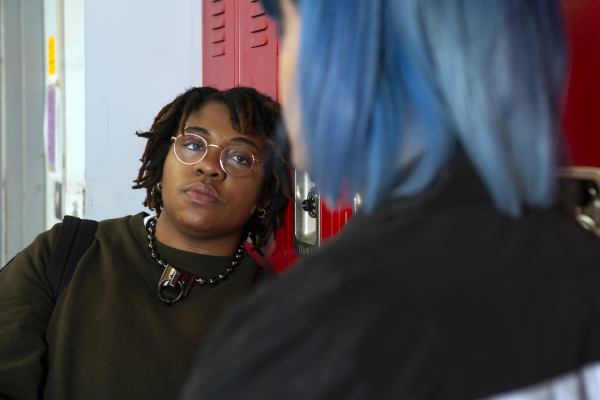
[46,216,98,301]
[1,255,17,271]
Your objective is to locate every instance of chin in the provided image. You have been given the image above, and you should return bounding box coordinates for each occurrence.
[187,213,215,225]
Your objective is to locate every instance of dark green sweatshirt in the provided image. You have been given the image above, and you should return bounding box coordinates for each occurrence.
[0,212,267,399]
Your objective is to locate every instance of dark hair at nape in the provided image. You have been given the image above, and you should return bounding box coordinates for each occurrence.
[132,86,291,254]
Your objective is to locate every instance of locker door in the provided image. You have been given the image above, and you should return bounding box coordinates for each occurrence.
[562,0,600,167]
[202,0,278,95]
[238,0,278,98]
[560,0,600,236]
[203,0,236,89]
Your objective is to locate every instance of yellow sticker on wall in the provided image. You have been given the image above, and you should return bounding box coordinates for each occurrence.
[48,35,56,76]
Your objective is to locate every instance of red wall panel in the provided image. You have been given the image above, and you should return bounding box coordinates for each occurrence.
[562,0,600,167]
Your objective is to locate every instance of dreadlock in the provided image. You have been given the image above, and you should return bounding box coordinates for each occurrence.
[133,86,291,254]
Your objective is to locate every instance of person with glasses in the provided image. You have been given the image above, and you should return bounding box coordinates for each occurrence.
[183,1,600,399]
[0,86,291,399]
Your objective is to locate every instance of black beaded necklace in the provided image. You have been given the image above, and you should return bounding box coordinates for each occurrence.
[145,216,246,305]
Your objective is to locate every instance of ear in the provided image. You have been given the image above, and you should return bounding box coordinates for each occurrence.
[253,193,271,220]
[255,206,267,220]
[256,182,272,211]
[257,197,271,212]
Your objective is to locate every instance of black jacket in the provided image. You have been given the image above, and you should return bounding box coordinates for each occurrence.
[183,156,600,399]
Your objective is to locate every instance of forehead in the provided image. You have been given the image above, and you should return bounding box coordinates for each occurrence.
[183,101,266,145]
[184,102,234,132]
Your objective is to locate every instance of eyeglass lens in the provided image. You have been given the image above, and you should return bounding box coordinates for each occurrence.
[174,134,255,177]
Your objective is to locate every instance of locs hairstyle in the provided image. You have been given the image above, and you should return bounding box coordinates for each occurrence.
[133,86,291,253]
[262,0,567,216]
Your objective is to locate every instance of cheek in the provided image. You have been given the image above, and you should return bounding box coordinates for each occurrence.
[234,176,265,215]
[160,153,183,198]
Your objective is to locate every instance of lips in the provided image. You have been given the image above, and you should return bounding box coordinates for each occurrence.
[183,182,222,205]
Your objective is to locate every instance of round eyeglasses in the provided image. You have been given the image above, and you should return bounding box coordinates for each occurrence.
[171,133,260,177]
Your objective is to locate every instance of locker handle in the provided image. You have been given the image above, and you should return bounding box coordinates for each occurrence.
[559,167,600,237]
[302,191,319,219]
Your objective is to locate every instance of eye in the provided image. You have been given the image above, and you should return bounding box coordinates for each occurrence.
[224,147,254,166]
[231,153,252,166]
[181,138,206,152]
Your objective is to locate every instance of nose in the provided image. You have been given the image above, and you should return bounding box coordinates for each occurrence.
[194,146,225,180]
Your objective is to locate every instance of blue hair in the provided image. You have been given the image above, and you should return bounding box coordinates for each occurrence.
[262,0,567,215]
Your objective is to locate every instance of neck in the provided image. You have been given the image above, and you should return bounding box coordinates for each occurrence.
[153,214,242,257]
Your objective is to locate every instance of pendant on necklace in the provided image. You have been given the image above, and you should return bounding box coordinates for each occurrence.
[157,264,197,305]
[146,216,245,305]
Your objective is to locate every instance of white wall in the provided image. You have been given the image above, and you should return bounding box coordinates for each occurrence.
[63,0,85,220]
[0,0,45,264]
[80,0,202,220]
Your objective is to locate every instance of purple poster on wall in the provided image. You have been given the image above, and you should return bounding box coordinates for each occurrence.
[47,87,56,171]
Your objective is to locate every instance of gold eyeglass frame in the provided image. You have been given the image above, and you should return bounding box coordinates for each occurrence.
[170,133,261,177]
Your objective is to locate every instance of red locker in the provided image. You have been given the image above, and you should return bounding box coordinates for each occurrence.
[202,0,237,89]
[238,0,279,98]
[560,0,600,238]
[202,0,278,98]
[562,0,600,167]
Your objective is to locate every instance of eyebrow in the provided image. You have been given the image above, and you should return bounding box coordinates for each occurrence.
[183,126,261,152]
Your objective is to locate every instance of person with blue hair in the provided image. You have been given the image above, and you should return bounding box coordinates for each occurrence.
[183,1,600,398]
